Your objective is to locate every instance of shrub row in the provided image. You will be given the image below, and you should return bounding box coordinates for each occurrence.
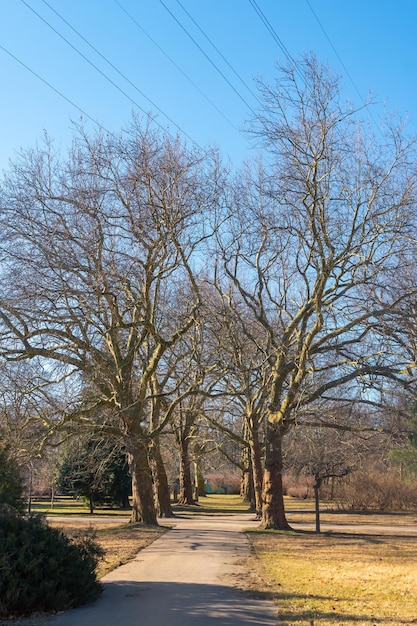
[284,469,417,510]
[326,470,417,510]
[0,513,103,619]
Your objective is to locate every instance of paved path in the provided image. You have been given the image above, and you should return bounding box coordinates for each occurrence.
[48,514,279,626]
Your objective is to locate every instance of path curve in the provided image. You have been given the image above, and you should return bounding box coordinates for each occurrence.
[48,513,278,626]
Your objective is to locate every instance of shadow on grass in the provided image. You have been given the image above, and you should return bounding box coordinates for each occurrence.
[287,507,417,524]
[38,580,416,626]
[247,526,417,546]
[31,501,132,517]
[315,508,417,518]
[246,588,417,625]
[172,502,253,517]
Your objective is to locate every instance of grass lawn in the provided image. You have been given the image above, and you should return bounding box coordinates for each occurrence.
[32,495,417,624]
[246,499,417,626]
[31,496,131,517]
[172,492,250,515]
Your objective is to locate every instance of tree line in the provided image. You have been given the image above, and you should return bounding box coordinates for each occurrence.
[1,55,417,529]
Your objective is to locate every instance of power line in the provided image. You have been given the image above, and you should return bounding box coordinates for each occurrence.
[305,0,379,130]
[159,0,258,117]
[20,0,201,148]
[248,0,305,85]
[0,43,113,137]
[113,0,237,130]
[175,0,262,105]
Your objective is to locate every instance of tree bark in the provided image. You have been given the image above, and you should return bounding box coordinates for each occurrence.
[314,477,322,534]
[194,462,206,498]
[249,419,264,518]
[261,421,291,529]
[127,440,158,525]
[241,423,256,510]
[194,443,207,497]
[178,438,195,505]
[149,439,174,518]
[241,465,255,511]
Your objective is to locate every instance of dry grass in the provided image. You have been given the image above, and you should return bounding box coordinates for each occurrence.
[286,507,417,530]
[26,496,417,625]
[48,519,166,579]
[246,526,417,626]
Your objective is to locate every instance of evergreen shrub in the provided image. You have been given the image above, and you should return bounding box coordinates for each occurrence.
[0,446,25,515]
[0,513,103,618]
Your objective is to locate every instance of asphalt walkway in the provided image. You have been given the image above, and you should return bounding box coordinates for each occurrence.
[48,513,279,626]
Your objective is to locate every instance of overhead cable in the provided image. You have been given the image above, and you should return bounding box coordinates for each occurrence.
[20,0,201,148]
[113,0,237,130]
[159,0,258,117]
[248,0,305,85]
[305,0,380,130]
[175,0,262,105]
[0,43,113,137]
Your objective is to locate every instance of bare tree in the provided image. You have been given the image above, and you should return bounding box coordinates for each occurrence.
[148,374,174,518]
[285,412,376,532]
[206,287,269,517]
[216,55,417,528]
[0,118,221,524]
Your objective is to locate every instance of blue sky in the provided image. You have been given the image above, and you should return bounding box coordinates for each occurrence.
[1,1,416,173]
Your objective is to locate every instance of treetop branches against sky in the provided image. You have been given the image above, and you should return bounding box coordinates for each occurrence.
[1,0,417,172]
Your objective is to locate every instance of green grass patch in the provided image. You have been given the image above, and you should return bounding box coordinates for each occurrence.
[173,493,250,516]
[30,496,130,516]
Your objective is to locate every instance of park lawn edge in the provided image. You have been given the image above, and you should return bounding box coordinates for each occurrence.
[244,526,417,626]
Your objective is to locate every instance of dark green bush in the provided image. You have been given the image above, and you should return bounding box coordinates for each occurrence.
[0,513,103,618]
[0,446,25,515]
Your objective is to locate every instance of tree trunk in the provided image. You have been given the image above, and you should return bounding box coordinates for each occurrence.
[149,439,174,518]
[50,483,55,509]
[314,477,322,534]
[194,444,207,497]
[178,438,195,505]
[27,463,33,515]
[148,376,173,517]
[127,440,158,525]
[249,423,264,519]
[330,475,335,500]
[241,465,255,511]
[241,428,256,510]
[194,462,206,498]
[261,421,291,529]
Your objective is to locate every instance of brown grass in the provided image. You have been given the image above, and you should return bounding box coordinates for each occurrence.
[287,508,417,530]
[246,525,417,626]
[48,519,166,579]
[15,496,417,626]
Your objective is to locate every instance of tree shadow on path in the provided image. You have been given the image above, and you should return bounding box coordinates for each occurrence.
[48,580,279,626]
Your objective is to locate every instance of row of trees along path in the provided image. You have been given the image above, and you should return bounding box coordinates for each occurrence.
[1,55,417,528]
